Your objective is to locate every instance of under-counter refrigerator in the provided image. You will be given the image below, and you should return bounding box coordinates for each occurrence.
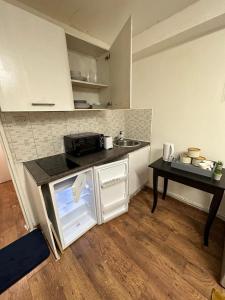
[48,168,97,250]
[46,159,129,250]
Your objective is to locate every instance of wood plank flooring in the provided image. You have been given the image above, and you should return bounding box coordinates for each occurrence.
[1,187,225,299]
[0,181,27,248]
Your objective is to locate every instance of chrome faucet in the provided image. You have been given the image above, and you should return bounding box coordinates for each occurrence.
[118,131,124,141]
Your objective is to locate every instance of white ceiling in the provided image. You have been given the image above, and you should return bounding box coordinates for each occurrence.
[14,0,198,45]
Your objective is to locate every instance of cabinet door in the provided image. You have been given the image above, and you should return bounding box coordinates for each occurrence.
[0,0,73,111]
[128,146,150,196]
[109,17,132,109]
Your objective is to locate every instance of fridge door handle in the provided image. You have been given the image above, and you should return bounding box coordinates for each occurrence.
[100,175,127,188]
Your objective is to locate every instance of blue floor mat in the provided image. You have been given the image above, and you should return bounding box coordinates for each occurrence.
[0,229,50,294]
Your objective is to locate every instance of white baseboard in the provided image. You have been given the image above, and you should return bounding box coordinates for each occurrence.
[129,183,147,199]
[146,183,225,221]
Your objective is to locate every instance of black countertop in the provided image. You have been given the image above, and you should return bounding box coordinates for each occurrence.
[24,141,150,186]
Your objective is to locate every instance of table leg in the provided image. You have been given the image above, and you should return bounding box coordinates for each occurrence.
[151,169,158,213]
[162,178,168,200]
[204,190,224,246]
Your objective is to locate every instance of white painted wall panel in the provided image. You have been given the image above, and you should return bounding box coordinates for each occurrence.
[133,28,225,217]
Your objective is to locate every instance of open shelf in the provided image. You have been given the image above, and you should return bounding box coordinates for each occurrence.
[71,79,108,89]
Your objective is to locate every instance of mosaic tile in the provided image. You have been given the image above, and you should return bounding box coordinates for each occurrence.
[0,109,152,163]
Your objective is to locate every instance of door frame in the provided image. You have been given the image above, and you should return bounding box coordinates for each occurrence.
[0,118,32,230]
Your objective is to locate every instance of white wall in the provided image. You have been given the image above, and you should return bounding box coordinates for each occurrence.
[0,141,11,183]
[133,0,225,61]
[133,28,225,217]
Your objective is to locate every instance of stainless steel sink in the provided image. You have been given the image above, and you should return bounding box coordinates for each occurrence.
[114,139,141,147]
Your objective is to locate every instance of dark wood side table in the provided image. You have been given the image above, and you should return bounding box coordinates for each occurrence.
[149,158,225,246]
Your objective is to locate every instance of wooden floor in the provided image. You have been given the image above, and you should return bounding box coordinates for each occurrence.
[0,181,26,249]
[1,187,225,299]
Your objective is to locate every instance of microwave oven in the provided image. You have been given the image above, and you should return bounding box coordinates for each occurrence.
[64,132,104,156]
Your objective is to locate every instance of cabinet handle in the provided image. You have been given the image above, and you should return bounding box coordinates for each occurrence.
[31,103,55,106]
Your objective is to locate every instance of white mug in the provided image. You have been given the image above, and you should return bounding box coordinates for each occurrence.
[163,143,175,162]
[104,136,113,149]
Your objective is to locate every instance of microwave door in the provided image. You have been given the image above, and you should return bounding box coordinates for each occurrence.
[79,138,99,154]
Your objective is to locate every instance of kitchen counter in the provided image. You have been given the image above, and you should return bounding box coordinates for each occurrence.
[24,141,150,186]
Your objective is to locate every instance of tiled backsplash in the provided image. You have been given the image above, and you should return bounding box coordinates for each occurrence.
[125,109,152,142]
[0,109,152,163]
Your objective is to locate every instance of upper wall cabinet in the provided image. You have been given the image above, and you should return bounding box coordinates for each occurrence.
[0,0,73,111]
[67,17,132,110]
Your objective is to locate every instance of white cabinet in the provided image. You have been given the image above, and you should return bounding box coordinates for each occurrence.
[109,17,132,109]
[0,0,132,111]
[0,0,73,111]
[94,159,129,224]
[67,17,132,109]
[128,146,151,197]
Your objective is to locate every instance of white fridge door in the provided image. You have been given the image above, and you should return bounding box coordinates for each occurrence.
[49,168,97,249]
[94,158,129,224]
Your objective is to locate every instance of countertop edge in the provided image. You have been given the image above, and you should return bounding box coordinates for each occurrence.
[24,142,150,186]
